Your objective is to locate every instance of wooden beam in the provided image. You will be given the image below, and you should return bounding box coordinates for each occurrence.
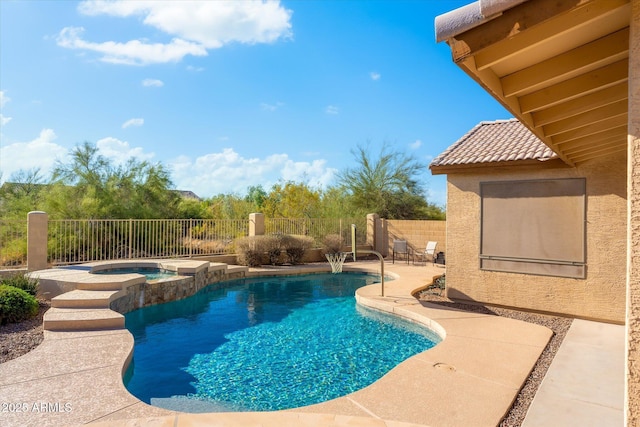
[556,126,628,151]
[519,58,629,113]
[501,27,629,97]
[451,0,629,64]
[550,114,628,143]
[532,81,628,126]
[542,101,627,135]
[472,0,629,69]
[571,144,627,163]
[562,138,626,156]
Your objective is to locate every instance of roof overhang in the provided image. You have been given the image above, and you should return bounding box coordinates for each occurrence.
[435,0,630,166]
[430,157,569,175]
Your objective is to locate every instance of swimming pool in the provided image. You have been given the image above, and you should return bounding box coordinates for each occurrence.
[124,273,440,412]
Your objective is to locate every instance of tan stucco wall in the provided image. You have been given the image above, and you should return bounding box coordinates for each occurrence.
[445,152,627,323]
[384,220,446,259]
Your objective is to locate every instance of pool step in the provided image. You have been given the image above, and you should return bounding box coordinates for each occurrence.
[51,289,124,309]
[76,275,145,291]
[44,308,125,331]
[226,265,249,276]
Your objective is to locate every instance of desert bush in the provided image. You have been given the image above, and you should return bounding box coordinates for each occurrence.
[1,273,39,296]
[263,234,284,265]
[235,236,265,267]
[321,234,343,255]
[281,234,315,265]
[0,285,39,325]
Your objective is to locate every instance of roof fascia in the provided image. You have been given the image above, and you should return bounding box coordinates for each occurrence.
[429,158,569,175]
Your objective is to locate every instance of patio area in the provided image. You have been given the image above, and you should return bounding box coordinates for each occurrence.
[0,260,623,426]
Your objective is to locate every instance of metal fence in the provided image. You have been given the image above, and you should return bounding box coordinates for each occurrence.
[265,217,367,247]
[47,218,249,266]
[0,219,28,269]
[0,217,367,268]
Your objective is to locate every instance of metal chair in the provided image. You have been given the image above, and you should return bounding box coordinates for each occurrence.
[392,240,411,264]
[415,241,438,265]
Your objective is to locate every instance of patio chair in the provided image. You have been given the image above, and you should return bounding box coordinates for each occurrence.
[415,241,438,265]
[392,240,411,264]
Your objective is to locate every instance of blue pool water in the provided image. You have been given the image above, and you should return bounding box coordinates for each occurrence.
[93,267,176,281]
[124,273,440,412]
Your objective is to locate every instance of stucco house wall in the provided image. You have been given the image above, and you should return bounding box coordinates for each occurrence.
[445,152,626,323]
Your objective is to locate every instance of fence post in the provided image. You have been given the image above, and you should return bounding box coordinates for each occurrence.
[189,219,193,258]
[27,211,48,271]
[249,213,264,237]
[128,219,133,259]
[366,213,380,253]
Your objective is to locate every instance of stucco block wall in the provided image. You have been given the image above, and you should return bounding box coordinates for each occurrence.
[385,220,446,258]
[445,152,626,323]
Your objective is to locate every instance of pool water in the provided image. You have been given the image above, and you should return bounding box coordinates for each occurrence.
[124,273,440,412]
[93,267,176,281]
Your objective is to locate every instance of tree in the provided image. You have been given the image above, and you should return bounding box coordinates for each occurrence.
[337,143,443,219]
[47,142,180,219]
[262,181,321,218]
[245,185,267,209]
[206,193,256,219]
[318,186,364,218]
[0,169,46,218]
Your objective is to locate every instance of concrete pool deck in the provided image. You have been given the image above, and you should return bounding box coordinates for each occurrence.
[0,260,623,426]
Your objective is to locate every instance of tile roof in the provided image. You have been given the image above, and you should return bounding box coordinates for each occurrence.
[429,119,558,171]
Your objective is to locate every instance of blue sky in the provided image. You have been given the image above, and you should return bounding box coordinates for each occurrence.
[0,0,511,208]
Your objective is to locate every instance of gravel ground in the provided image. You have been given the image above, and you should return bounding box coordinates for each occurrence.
[1,293,569,426]
[418,290,572,427]
[0,300,50,364]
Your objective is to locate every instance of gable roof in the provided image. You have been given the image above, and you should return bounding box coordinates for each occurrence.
[429,118,560,174]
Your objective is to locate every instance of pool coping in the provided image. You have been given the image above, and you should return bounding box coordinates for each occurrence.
[0,260,552,427]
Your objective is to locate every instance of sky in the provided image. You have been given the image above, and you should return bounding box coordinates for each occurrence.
[0,0,512,208]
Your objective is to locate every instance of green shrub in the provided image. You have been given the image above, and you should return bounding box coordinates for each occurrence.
[0,285,39,325]
[281,235,314,265]
[1,273,39,296]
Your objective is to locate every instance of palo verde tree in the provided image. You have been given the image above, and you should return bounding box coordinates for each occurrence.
[46,142,180,219]
[337,142,444,219]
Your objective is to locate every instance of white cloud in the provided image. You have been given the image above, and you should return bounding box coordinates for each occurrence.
[79,1,293,46]
[261,102,283,112]
[370,72,381,81]
[0,90,10,107]
[60,1,293,65]
[169,148,336,197]
[186,65,204,72]
[142,78,164,87]
[95,137,154,164]
[122,118,144,128]
[410,139,422,149]
[0,129,68,181]
[281,158,336,187]
[325,105,339,115]
[57,27,207,65]
[0,91,11,126]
